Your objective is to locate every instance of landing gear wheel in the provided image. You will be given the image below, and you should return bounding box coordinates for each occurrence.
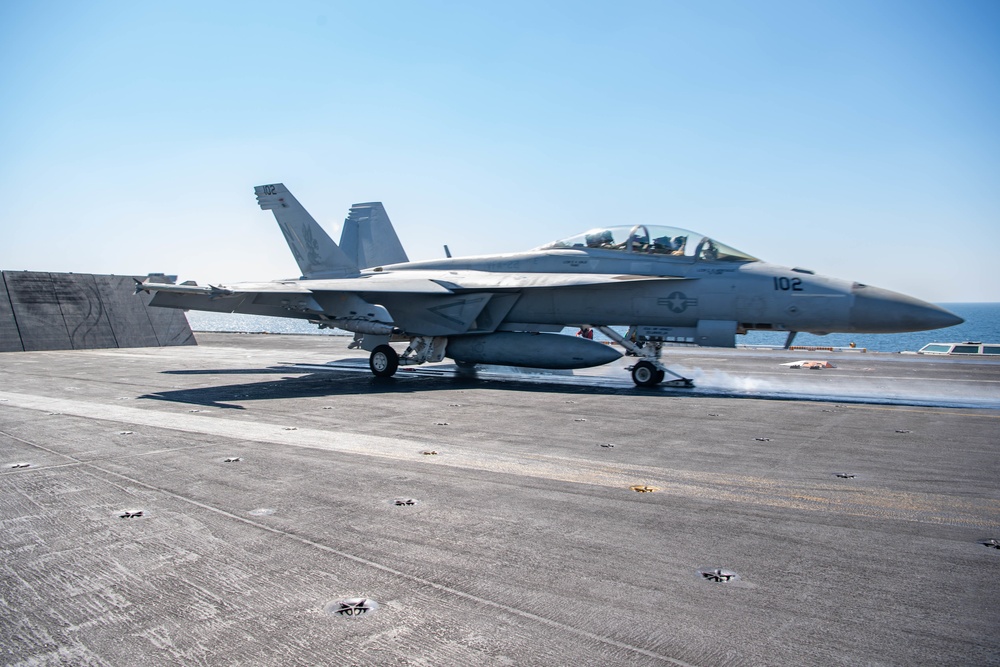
[369,345,399,378]
[455,360,478,377]
[631,361,661,387]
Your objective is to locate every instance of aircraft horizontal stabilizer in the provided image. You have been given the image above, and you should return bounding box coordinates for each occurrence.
[134,279,232,297]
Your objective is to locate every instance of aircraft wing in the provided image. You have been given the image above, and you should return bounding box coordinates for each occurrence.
[137,271,684,297]
[137,272,693,336]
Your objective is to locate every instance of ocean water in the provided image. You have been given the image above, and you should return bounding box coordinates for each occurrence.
[186,302,999,354]
[186,311,350,336]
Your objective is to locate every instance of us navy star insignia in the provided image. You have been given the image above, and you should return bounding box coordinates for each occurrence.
[660,291,697,313]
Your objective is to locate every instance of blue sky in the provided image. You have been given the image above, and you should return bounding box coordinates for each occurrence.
[2,1,998,301]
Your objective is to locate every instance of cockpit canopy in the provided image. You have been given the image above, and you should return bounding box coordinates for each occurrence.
[537,224,758,263]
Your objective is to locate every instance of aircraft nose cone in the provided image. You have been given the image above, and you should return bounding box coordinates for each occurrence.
[850,285,964,333]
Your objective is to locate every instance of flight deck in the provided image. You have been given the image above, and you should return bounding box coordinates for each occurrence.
[1,333,998,665]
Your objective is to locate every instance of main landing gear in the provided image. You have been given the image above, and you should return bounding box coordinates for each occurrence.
[593,326,694,388]
[369,345,399,378]
[368,336,447,378]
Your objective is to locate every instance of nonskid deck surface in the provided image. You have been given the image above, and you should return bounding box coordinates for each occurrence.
[1,332,998,666]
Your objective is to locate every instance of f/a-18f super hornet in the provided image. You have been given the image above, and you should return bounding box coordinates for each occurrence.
[137,183,963,387]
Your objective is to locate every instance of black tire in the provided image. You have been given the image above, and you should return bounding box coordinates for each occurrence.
[369,345,399,378]
[454,360,478,376]
[631,361,661,387]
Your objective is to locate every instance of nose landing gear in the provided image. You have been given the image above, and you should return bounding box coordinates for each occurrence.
[594,326,694,388]
[630,361,666,387]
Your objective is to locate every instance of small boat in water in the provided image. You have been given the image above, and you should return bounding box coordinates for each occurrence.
[915,342,1000,356]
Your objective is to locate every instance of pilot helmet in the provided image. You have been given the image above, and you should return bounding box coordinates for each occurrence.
[587,231,613,246]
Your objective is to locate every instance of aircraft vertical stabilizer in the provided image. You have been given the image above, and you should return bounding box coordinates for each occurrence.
[254,183,359,279]
[340,202,409,269]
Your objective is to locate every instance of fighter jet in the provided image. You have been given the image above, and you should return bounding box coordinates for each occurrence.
[137,183,963,387]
